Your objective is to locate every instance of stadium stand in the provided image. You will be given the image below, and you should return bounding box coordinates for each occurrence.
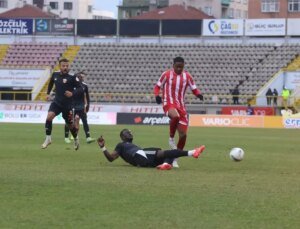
[2,41,300,105]
[70,42,300,104]
[1,42,67,68]
[239,43,300,100]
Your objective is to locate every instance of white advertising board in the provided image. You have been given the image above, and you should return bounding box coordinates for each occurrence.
[0,110,117,125]
[0,102,164,113]
[245,19,286,36]
[0,69,49,88]
[0,102,164,124]
[202,19,244,36]
[287,19,300,36]
[284,71,300,90]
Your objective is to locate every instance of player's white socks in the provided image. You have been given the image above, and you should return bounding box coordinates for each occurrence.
[188,150,195,157]
[46,135,51,141]
[169,137,177,149]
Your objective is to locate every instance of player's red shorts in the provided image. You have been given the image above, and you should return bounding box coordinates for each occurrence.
[163,104,188,126]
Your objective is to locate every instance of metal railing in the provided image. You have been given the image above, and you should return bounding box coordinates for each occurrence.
[0,91,32,101]
[0,90,294,107]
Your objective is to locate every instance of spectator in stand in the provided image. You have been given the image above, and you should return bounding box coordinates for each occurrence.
[231,86,240,105]
[266,88,273,106]
[273,88,278,106]
[281,87,290,110]
[246,104,254,115]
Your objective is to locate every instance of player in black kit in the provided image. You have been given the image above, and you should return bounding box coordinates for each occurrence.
[41,58,83,150]
[64,71,95,144]
[97,129,206,170]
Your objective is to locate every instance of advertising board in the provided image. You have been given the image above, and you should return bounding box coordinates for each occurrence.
[35,19,51,34]
[117,113,169,125]
[202,19,243,36]
[245,19,285,36]
[221,106,275,116]
[0,19,33,35]
[287,19,300,36]
[51,19,75,35]
[0,69,47,88]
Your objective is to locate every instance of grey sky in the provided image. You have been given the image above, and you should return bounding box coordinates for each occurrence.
[94,0,120,18]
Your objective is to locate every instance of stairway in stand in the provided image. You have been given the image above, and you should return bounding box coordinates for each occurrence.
[0,44,9,64]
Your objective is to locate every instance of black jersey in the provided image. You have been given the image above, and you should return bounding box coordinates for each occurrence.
[73,82,90,111]
[47,71,82,108]
[114,142,142,166]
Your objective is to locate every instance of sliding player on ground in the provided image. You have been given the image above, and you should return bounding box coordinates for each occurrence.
[97,129,206,170]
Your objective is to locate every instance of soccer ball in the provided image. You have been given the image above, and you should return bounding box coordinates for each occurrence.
[229,148,244,161]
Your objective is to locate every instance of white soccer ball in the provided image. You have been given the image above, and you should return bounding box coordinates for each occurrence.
[229,148,244,161]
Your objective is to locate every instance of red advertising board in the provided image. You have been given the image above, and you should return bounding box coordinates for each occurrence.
[221,106,275,116]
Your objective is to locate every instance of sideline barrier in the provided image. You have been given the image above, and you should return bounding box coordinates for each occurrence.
[189,115,285,129]
[117,113,169,125]
[0,102,162,124]
[0,109,116,125]
[1,102,299,128]
[0,102,163,113]
[221,106,275,116]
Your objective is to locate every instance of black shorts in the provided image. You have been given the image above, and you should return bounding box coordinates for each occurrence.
[74,109,87,120]
[48,102,72,124]
[133,148,164,167]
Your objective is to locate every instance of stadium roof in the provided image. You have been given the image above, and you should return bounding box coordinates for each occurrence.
[131,5,214,20]
[0,4,57,19]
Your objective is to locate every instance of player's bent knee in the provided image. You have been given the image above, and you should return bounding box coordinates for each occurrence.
[168,109,180,119]
[46,114,55,121]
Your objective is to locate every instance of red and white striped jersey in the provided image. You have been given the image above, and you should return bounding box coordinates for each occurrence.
[154,69,200,109]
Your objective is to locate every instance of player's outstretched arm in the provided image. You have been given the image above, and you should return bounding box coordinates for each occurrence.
[97,136,119,162]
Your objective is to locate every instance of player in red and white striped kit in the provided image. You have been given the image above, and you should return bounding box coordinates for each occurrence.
[153,57,203,168]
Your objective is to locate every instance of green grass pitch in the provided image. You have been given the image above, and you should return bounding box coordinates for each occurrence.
[1,123,300,228]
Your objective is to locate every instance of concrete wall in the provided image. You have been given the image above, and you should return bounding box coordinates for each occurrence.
[44,0,93,19]
[229,0,248,18]
[249,0,300,19]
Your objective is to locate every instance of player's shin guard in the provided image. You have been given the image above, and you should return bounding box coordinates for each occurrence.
[169,116,179,138]
[163,149,188,158]
[45,120,52,135]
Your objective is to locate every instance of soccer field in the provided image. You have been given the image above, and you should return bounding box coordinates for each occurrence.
[1,123,300,228]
